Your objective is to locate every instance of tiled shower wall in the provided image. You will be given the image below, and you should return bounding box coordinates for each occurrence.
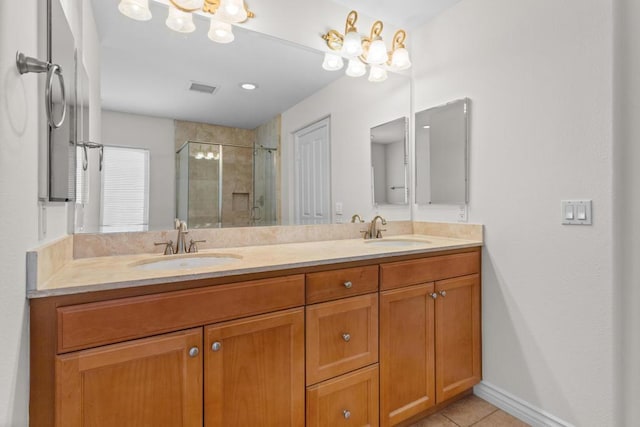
[175,120,255,227]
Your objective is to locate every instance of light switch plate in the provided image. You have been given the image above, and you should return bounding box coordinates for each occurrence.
[561,200,592,225]
[335,202,343,215]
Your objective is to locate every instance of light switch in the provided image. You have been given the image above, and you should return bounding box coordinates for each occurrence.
[561,200,592,225]
[335,202,343,215]
[564,204,574,220]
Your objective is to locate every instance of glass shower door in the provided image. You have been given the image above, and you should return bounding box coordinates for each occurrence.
[253,146,278,225]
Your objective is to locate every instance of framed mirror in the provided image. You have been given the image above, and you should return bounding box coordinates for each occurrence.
[415,98,470,205]
[371,117,408,206]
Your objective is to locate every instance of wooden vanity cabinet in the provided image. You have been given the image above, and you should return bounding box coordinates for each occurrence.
[379,252,481,427]
[31,247,482,427]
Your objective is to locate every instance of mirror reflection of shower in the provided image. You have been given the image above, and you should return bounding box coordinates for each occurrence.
[176,140,279,228]
[253,145,278,226]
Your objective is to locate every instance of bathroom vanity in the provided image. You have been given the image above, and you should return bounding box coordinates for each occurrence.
[28,232,481,427]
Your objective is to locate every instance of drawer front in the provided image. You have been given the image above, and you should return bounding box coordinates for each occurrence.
[307,364,379,427]
[57,275,305,353]
[380,250,480,290]
[306,265,379,304]
[306,294,378,385]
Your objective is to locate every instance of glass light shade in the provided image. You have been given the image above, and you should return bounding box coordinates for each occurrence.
[345,59,366,77]
[368,65,388,82]
[166,6,195,33]
[341,30,363,58]
[208,19,235,43]
[217,0,248,23]
[390,47,411,71]
[365,38,389,65]
[322,52,344,71]
[118,0,152,21]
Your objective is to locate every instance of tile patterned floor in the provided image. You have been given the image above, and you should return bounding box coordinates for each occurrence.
[409,395,530,427]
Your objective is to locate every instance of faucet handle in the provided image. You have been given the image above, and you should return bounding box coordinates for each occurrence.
[188,239,206,253]
[376,229,387,239]
[154,240,175,255]
[360,230,371,240]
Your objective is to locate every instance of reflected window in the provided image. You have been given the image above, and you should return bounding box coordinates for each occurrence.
[100,146,150,232]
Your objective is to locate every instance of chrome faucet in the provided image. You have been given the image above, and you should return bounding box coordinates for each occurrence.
[368,215,387,239]
[175,220,189,254]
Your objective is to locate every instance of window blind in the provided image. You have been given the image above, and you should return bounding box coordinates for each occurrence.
[100,146,150,232]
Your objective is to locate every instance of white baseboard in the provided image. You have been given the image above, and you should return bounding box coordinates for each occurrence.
[473,381,574,427]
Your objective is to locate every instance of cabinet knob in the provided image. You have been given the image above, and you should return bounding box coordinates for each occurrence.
[430,292,438,299]
[343,409,351,419]
[211,341,222,352]
[343,281,353,289]
[439,290,447,297]
[342,333,351,342]
[188,346,199,358]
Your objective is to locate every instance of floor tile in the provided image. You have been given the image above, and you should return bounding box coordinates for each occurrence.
[472,409,530,427]
[409,413,459,427]
[439,395,498,426]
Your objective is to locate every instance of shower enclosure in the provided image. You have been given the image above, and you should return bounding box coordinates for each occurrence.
[176,141,278,228]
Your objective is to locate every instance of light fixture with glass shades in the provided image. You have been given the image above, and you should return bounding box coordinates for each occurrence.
[321,10,411,82]
[118,0,254,44]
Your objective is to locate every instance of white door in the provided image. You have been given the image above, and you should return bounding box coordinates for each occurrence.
[294,118,331,224]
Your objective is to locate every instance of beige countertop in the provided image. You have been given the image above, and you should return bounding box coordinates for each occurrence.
[28,234,482,299]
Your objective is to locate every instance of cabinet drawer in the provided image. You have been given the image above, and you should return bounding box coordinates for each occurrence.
[306,294,378,385]
[306,266,379,304]
[380,251,480,290]
[307,364,379,427]
[57,275,305,353]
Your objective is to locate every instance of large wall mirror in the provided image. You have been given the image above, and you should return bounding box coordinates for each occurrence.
[74,0,411,233]
[415,98,470,205]
[371,117,408,206]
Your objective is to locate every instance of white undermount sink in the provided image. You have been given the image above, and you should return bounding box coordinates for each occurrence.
[364,237,432,247]
[132,253,242,271]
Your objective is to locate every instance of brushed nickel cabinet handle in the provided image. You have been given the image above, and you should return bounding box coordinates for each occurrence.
[343,281,353,289]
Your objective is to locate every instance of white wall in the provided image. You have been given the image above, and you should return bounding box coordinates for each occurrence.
[0,1,43,424]
[281,73,411,224]
[100,110,176,231]
[412,1,614,425]
[0,1,100,423]
[614,0,640,425]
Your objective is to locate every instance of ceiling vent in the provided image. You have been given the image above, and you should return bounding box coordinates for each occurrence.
[189,81,218,94]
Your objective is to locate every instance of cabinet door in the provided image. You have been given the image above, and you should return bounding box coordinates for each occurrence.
[204,308,305,427]
[380,283,435,427]
[435,274,481,402]
[56,328,203,427]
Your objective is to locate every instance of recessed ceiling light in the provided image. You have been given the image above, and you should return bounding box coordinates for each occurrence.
[240,83,258,90]
[423,125,431,129]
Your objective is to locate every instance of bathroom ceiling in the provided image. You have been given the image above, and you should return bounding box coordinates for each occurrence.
[90,0,342,129]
